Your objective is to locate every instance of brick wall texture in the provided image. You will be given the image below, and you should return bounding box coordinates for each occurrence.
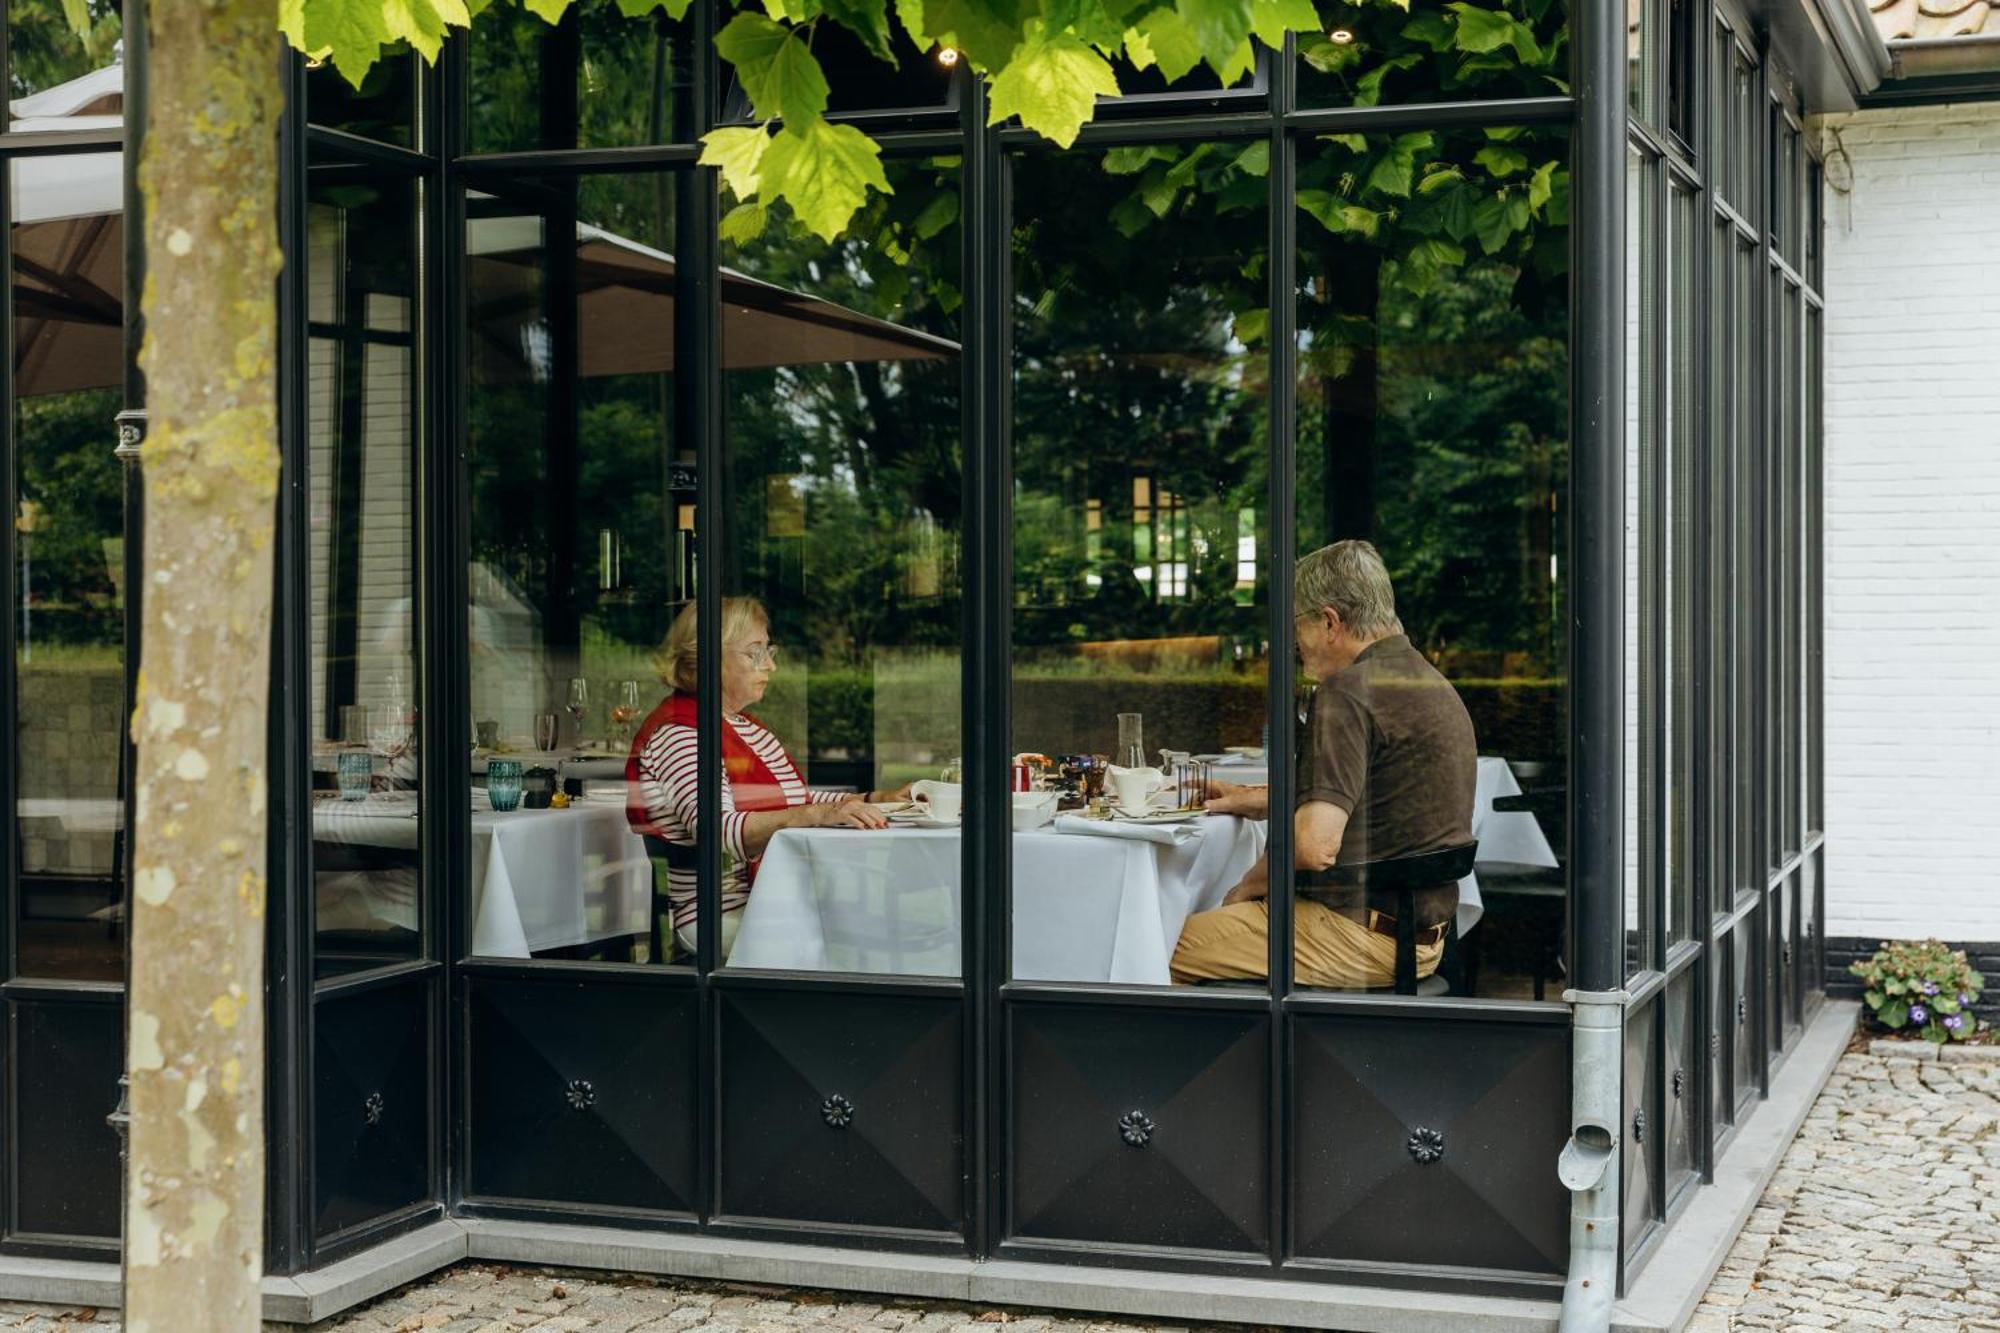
[1817,101,2000,962]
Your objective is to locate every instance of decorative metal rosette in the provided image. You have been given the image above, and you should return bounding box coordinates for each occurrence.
[566,1079,596,1111]
[1672,1067,1685,1100]
[1710,1031,1722,1061]
[363,1091,385,1127]
[1119,1110,1155,1147]
[821,1093,855,1129]
[1737,995,1749,1026]
[1406,1126,1445,1165]
[1632,1108,1647,1144]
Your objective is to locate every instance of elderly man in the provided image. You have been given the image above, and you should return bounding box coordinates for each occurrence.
[1170,540,1476,989]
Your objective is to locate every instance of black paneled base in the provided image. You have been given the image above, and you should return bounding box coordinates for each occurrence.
[315,978,433,1241]
[9,995,121,1242]
[718,987,962,1235]
[1291,1013,1567,1276]
[1010,1003,1269,1256]
[467,973,697,1214]
[1622,999,1659,1259]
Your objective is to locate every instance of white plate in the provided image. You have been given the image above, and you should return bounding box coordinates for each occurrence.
[1111,809,1203,825]
[888,813,960,829]
[1223,745,1265,759]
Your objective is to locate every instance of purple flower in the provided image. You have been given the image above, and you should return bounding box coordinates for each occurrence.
[1923,981,1940,996]
[1945,1015,1965,1032]
[1961,993,1973,1007]
[1910,1004,1930,1025]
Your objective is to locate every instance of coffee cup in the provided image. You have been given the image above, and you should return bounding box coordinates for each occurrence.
[1106,764,1166,816]
[910,779,963,823]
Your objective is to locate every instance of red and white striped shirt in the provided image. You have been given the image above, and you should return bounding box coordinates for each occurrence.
[628,701,844,930]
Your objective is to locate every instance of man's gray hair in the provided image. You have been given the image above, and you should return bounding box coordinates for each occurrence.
[1294,540,1403,637]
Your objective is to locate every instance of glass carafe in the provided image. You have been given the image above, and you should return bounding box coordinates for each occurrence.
[1115,713,1145,769]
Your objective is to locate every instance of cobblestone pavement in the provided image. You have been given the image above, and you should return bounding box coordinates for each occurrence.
[2,1041,1997,1333]
[1688,1040,2000,1333]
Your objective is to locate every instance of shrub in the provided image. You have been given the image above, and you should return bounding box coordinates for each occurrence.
[1851,940,1986,1043]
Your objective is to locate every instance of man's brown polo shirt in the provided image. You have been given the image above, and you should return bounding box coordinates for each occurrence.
[1295,633,1477,928]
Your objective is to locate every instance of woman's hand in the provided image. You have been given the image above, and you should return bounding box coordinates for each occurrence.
[869,782,914,803]
[1205,780,1270,818]
[802,795,888,830]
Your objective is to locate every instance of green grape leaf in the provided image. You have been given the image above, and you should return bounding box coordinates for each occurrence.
[1319,132,1367,152]
[1363,130,1433,197]
[1122,24,1159,69]
[700,125,774,199]
[716,11,831,121]
[1470,188,1531,253]
[293,0,406,87]
[1162,142,1214,187]
[1110,193,1157,236]
[1448,1,1540,63]
[761,116,894,239]
[1103,144,1179,173]
[822,0,898,61]
[1247,0,1316,50]
[1353,50,1420,106]
[1212,36,1256,84]
[720,201,770,244]
[1400,10,1453,50]
[1297,190,1379,238]
[521,0,569,22]
[1231,139,1270,177]
[1177,0,1253,72]
[1527,158,1557,211]
[1473,144,1529,177]
[1298,33,1360,72]
[761,0,823,21]
[1135,6,1203,81]
[1233,307,1269,344]
[911,189,961,238]
[987,29,1121,147]
[922,0,1029,68]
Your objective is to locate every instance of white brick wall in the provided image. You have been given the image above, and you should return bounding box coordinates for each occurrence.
[1819,101,2000,939]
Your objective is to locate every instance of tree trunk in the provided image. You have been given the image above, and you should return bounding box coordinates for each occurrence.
[124,0,283,1326]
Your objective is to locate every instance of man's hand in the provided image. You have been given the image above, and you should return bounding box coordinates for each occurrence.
[1205,780,1270,818]
[1222,855,1270,905]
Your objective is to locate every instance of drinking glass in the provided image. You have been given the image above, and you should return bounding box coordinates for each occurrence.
[566,677,590,746]
[487,759,523,812]
[534,712,559,753]
[612,680,641,745]
[337,750,372,801]
[1115,713,1145,769]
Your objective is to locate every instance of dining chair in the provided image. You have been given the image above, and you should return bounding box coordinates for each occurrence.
[1298,841,1480,997]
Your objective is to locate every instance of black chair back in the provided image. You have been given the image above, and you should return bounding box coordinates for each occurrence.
[1298,842,1478,994]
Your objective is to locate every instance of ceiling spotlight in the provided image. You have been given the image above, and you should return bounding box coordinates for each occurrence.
[937,46,961,67]
[1328,27,1354,43]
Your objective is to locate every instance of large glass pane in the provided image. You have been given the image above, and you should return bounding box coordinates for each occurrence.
[1628,0,1654,120]
[307,167,423,978]
[1012,143,1270,990]
[1300,0,1568,108]
[8,0,120,112]
[10,152,125,980]
[469,0,696,154]
[1731,236,1757,903]
[1665,179,1694,948]
[465,171,688,965]
[718,158,963,977]
[1625,143,1657,978]
[1291,125,1569,998]
[1805,302,1822,835]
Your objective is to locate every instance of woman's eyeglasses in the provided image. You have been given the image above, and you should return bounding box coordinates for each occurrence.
[738,644,780,669]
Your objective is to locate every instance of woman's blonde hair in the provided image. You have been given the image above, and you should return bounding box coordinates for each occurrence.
[655,596,769,693]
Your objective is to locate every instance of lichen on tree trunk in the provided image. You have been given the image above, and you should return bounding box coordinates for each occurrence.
[125,0,283,1326]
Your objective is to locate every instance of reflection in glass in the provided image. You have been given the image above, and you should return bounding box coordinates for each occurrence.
[1666,181,1696,947]
[1300,0,1568,108]
[307,47,417,146]
[1290,127,1570,997]
[1626,144,1657,978]
[469,0,695,153]
[1012,144,1271,990]
[11,152,125,980]
[717,158,963,977]
[8,0,120,111]
[467,171,687,964]
[306,169,423,978]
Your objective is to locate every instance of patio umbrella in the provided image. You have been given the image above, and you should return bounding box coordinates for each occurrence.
[467,213,961,376]
[8,64,957,400]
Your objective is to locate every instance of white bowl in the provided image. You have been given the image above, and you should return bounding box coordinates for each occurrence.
[1011,791,1058,830]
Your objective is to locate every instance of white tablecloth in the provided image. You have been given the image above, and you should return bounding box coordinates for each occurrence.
[313,795,650,956]
[729,815,1267,984]
[1202,754,1559,937]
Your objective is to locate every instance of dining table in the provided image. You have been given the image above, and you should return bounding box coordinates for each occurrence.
[728,814,1268,984]
[312,791,650,956]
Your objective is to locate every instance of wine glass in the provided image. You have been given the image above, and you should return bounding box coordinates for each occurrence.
[566,677,590,748]
[612,680,641,746]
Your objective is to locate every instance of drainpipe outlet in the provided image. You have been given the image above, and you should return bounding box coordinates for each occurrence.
[1559,988,1628,1333]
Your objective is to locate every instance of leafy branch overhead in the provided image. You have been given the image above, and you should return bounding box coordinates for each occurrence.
[280,0,1337,238]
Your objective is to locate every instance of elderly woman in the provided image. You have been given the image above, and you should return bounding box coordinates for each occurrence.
[626,597,906,960]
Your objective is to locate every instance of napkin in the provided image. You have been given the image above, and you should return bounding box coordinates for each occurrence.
[1053,814,1203,846]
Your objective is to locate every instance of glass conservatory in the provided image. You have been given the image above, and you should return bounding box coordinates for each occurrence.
[0,0,1852,1322]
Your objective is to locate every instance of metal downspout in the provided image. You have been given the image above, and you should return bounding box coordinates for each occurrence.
[1563,0,1626,1324]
